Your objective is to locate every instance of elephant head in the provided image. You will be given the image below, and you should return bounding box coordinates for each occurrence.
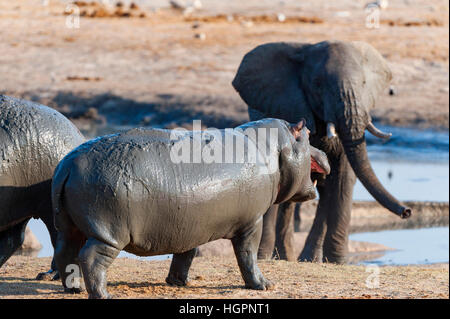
[232,40,411,218]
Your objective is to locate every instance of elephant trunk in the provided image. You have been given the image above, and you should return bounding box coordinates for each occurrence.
[341,136,412,219]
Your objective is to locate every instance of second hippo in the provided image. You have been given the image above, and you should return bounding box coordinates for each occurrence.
[52,118,330,298]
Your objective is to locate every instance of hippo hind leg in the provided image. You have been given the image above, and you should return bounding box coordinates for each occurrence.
[54,231,86,294]
[0,219,29,268]
[166,247,198,286]
[78,237,120,299]
[232,219,274,290]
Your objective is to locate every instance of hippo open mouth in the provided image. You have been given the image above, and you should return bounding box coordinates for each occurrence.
[310,146,331,175]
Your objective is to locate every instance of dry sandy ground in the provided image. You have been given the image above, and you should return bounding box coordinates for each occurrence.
[0,0,448,300]
[0,0,448,135]
[0,256,448,299]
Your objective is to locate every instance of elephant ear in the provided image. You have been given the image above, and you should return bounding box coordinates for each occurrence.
[351,41,392,109]
[232,42,316,134]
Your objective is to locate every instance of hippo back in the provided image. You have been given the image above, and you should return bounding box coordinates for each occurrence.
[0,95,85,187]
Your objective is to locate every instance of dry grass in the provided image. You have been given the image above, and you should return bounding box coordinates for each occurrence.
[0,256,448,299]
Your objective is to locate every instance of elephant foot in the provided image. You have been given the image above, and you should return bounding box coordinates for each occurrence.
[88,292,111,299]
[323,254,347,265]
[166,274,189,287]
[64,286,84,294]
[298,246,323,263]
[36,269,59,281]
[245,277,275,291]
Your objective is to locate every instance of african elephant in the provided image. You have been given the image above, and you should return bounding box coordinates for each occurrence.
[51,118,329,298]
[0,95,84,278]
[232,40,412,263]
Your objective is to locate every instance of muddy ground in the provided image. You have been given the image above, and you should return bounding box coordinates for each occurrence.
[0,0,448,137]
[0,256,448,299]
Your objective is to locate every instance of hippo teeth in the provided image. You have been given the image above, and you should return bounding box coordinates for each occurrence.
[313,180,317,187]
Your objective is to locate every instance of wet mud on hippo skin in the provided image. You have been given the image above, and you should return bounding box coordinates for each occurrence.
[0,95,85,279]
[51,118,329,298]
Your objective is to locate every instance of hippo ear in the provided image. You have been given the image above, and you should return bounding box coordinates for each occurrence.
[232,42,316,134]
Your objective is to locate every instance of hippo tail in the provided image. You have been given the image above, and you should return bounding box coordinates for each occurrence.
[51,159,72,232]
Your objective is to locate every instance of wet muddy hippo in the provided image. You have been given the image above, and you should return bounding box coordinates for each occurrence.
[52,118,330,298]
[0,95,84,278]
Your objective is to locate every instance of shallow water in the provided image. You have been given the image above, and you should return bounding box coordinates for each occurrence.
[349,227,449,265]
[26,125,449,264]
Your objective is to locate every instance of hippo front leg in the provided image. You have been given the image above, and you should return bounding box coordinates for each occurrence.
[232,219,274,290]
[0,219,29,268]
[166,248,198,286]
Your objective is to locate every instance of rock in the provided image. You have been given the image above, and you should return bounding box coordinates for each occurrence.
[15,227,42,256]
[169,0,187,10]
[194,33,206,40]
[277,13,286,22]
[389,85,396,96]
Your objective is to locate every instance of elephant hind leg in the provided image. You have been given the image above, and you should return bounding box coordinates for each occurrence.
[166,247,198,286]
[0,219,30,268]
[274,201,296,261]
[54,230,86,294]
[78,238,120,299]
[258,204,278,260]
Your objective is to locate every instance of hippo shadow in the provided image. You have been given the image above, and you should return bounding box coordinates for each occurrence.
[108,280,244,291]
[0,276,67,297]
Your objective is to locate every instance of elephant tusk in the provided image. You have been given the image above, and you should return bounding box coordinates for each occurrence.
[367,122,392,139]
[327,122,337,139]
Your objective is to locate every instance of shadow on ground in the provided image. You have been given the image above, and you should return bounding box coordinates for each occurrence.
[7,91,249,137]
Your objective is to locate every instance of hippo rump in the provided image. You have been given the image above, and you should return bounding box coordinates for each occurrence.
[52,118,330,298]
[0,94,84,278]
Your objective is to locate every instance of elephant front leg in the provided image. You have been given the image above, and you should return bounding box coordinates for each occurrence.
[300,152,356,264]
[166,247,198,286]
[232,219,274,290]
[0,219,29,268]
[322,155,356,264]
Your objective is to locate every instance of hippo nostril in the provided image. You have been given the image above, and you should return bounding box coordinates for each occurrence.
[401,207,412,219]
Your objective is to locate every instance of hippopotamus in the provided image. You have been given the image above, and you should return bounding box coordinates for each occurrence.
[0,95,84,278]
[52,118,330,298]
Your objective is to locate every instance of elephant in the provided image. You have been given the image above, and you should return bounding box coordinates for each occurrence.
[232,40,412,264]
[51,118,330,298]
[0,95,85,278]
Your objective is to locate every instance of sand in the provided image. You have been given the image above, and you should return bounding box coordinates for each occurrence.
[0,0,448,135]
[0,256,448,299]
